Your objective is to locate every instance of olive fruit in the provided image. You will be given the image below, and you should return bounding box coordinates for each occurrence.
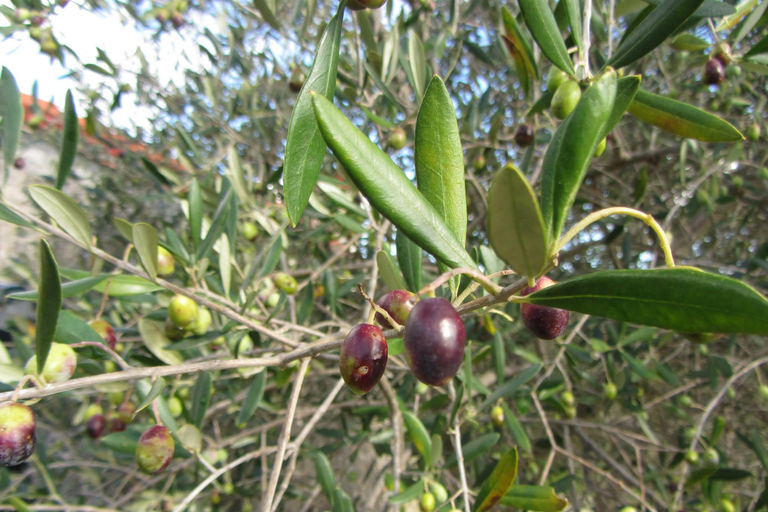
[551,79,581,120]
[170,12,184,28]
[403,298,466,386]
[288,67,305,93]
[520,277,569,340]
[746,122,761,142]
[594,137,607,158]
[157,246,175,277]
[546,67,566,92]
[490,405,504,427]
[241,221,258,242]
[759,385,768,400]
[389,127,407,150]
[0,402,36,466]
[86,414,106,439]
[561,391,575,407]
[89,320,117,350]
[25,343,77,383]
[168,295,199,328]
[713,43,732,66]
[704,447,720,466]
[685,450,699,465]
[679,395,693,408]
[13,157,24,170]
[704,59,725,86]
[514,123,534,147]
[165,318,186,340]
[168,396,183,417]
[619,508,638,512]
[274,272,298,294]
[432,483,448,504]
[720,499,736,512]
[347,0,386,10]
[189,306,212,336]
[420,492,436,512]
[84,403,103,421]
[517,396,532,414]
[136,425,175,474]
[107,411,126,432]
[473,155,486,171]
[339,324,388,394]
[117,402,135,424]
[604,382,617,400]
[374,290,416,329]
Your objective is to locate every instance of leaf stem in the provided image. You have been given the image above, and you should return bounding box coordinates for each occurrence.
[419,267,504,297]
[553,207,675,268]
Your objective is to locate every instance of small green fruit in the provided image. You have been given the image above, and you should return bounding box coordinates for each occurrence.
[136,425,175,474]
[241,222,258,242]
[551,79,581,120]
[604,382,617,400]
[189,307,212,336]
[25,343,77,383]
[384,473,395,491]
[685,450,699,465]
[108,392,124,407]
[432,482,448,504]
[473,155,486,171]
[168,295,199,327]
[561,391,575,407]
[594,137,607,158]
[758,385,768,400]
[564,405,577,419]
[165,318,186,340]
[720,499,736,512]
[117,402,135,424]
[0,402,36,466]
[704,447,720,466]
[83,404,103,421]
[274,272,298,294]
[266,292,280,309]
[168,396,183,417]
[758,167,768,180]
[679,395,693,408]
[420,492,436,512]
[89,319,117,350]
[546,67,566,92]
[619,508,638,512]
[389,127,407,150]
[517,396,532,415]
[157,246,175,277]
[490,405,504,427]
[682,426,696,443]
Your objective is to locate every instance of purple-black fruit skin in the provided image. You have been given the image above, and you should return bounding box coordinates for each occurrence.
[374,290,416,329]
[520,277,569,340]
[87,414,106,439]
[514,124,534,147]
[339,324,388,394]
[136,425,174,474]
[0,402,36,466]
[704,59,725,85]
[404,298,466,386]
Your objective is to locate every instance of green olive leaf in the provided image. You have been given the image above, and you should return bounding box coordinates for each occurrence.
[134,377,165,416]
[445,433,499,467]
[540,69,617,243]
[501,7,538,80]
[138,318,184,366]
[55,90,78,190]
[408,30,428,101]
[312,451,337,503]
[0,67,23,181]
[603,75,641,138]
[376,250,407,292]
[402,410,432,468]
[283,6,344,226]
[628,89,744,142]
[473,448,519,512]
[607,0,706,69]
[671,34,711,51]
[487,164,548,278]
[501,485,569,511]
[237,371,266,428]
[389,479,425,504]
[502,403,532,454]
[311,93,477,271]
[35,239,62,375]
[518,0,575,75]
[190,371,212,429]
[7,274,109,301]
[133,222,159,281]
[0,203,32,228]
[188,178,203,253]
[415,75,467,247]
[396,231,422,293]
[522,267,768,334]
[29,185,93,249]
[562,0,582,56]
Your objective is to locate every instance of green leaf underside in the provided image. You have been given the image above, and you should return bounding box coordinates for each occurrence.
[35,240,62,374]
[563,0,582,55]
[415,76,467,247]
[376,250,407,292]
[628,89,744,142]
[500,485,569,511]
[643,0,736,18]
[607,0,706,69]
[540,69,617,242]
[603,75,641,137]
[133,223,159,281]
[518,0,576,75]
[487,164,548,278]
[59,268,162,296]
[56,90,79,190]
[473,448,519,512]
[524,267,768,335]
[8,275,109,301]
[311,93,477,270]
[29,185,93,249]
[283,8,344,226]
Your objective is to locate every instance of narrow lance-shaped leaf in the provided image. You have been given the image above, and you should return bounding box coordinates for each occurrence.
[396,232,422,293]
[607,0,706,69]
[190,371,212,429]
[236,371,266,428]
[8,275,108,301]
[313,451,336,503]
[134,378,165,416]
[132,223,159,281]
[1,67,23,180]
[563,0,582,56]
[500,485,569,511]
[518,0,576,75]
[188,178,203,253]
[474,448,519,512]
[603,75,641,138]
[284,7,344,226]
[501,7,538,80]
[377,250,407,292]
[415,75,467,246]
[628,89,744,142]
[29,185,93,249]
[311,93,477,270]
[408,30,427,101]
[540,69,617,243]
[35,240,62,374]
[55,90,79,190]
[487,164,548,278]
[523,267,768,335]
[402,411,432,467]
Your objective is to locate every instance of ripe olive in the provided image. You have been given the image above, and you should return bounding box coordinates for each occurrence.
[136,425,175,474]
[89,320,117,350]
[514,123,534,147]
[374,290,416,329]
[704,59,725,86]
[86,414,106,439]
[520,277,569,340]
[339,324,388,394]
[0,402,36,466]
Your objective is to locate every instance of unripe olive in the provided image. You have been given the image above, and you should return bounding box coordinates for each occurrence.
[117,402,135,424]
[758,385,768,400]
[561,391,575,407]
[704,447,720,466]
[604,382,617,400]
[157,246,175,277]
[189,307,212,336]
[720,499,736,512]
[473,155,486,171]
[84,404,103,421]
[108,392,124,407]
[431,482,448,504]
[679,395,693,408]
[551,80,581,120]
[546,67,566,92]
[389,127,407,150]
[619,508,638,512]
[685,450,699,465]
[168,396,183,417]
[347,0,386,10]
[241,222,258,242]
[289,67,305,93]
[746,122,761,142]
[165,317,186,340]
[594,137,607,158]
[490,405,504,427]
[682,426,696,443]
[274,272,298,294]
[759,167,768,180]
[265,292,280,309]
[713,43,732,66]
[374,290,417,329]
[0,402,36,466]
[89,319,117,350]
[136,425,175,474]
[168,295,199,328]
[420,492,436,512]
[517,396,532,415]
[25,343,77,383]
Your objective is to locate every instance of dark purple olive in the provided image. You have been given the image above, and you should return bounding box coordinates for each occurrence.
[86,414,106,439]
[13,157,24,170]
[520,276,569,340]
[403,298,466,386]
[289,68,305,93]
[136,425,175,474]
[374,290,417,329]
[339,324,388,394]
[704,59,725,86]
[0,402,36,466]
[514,124,534,147]
[107,412,126,433]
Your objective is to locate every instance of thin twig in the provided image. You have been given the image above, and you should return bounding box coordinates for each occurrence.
[378,376,403,499]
